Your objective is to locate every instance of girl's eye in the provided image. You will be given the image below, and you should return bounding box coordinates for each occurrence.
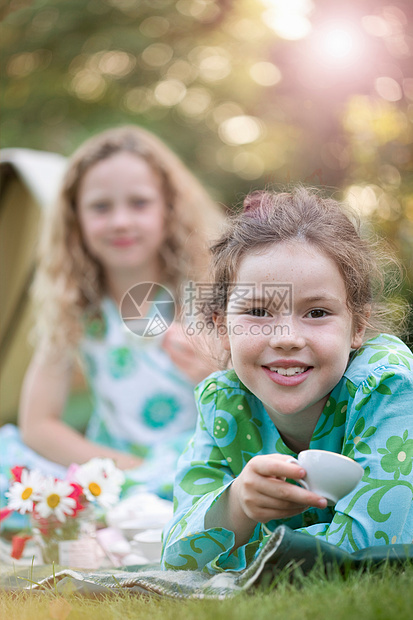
[131,198,149,208]
[307,309,328,319]
[92,202,110,212]
[247,308,269,317]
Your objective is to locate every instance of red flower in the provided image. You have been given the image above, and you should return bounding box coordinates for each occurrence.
[11,534,32,560]
[0,507,13,522]
[68,483,87,517]
[10,466,26,483]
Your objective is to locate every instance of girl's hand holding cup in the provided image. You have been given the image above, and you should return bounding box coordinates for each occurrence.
[231,453,328,526]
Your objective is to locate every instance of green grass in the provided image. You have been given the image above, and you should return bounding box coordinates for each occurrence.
[1,563,412,620]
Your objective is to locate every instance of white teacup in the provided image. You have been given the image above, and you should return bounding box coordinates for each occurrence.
[132,529,164,563]
[290,449,364,506]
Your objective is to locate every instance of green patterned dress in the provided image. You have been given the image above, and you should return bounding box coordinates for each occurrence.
[161,334,413,574]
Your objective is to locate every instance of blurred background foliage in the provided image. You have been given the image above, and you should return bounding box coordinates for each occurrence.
[1,0,412,342]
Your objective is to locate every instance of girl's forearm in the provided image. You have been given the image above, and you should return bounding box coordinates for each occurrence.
[25,418,142,470]
[205,479,257,549]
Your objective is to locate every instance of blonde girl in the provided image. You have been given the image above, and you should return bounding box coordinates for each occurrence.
[1,125,223,509]
[162,186,413,573]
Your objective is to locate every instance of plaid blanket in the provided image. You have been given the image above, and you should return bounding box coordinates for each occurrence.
[2,526,412,599]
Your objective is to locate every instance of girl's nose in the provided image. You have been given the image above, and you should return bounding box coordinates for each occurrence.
[111,205,132,228]
[268,319,305,351]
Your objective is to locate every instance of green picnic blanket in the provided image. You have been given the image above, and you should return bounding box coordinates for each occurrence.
[2,525,412,599]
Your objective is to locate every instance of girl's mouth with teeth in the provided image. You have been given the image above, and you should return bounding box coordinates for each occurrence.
[268,366,309,376]
[263,364,313,386]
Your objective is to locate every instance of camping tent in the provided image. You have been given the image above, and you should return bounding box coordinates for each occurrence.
[0,148,67,424]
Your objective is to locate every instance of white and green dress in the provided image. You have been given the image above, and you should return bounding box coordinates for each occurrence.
[81,297,198,498]
[0,298,198,527]
[161,334,413,574]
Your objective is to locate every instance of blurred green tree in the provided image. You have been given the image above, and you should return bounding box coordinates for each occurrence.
[2,0,412,342]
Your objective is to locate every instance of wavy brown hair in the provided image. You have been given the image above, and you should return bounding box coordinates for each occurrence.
[32,125,224,353]
[206,186,407,356]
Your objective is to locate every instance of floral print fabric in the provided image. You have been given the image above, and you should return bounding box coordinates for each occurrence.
[161,334,413,574]
[80,298,199,498]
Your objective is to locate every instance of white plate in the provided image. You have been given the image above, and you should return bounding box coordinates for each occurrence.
[106,492,173,539]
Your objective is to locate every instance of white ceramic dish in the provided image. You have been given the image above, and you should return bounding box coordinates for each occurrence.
[106,492,173,540]
[132,528,164,563]
[290,449,364,505]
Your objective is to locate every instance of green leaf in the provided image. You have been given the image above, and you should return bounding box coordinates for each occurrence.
[379,371,395,383]
[355,441,371,454]
[362,426,377,438]
[367,375,377,388]
[397,355,411,370]
[382,335,400,343]
[354,417,366,435]
[355,394,372,410]
[368,351,388,364]
[376,384,392,395]
[346,379,357,398]
[388,353,400,365]
[377,448,388,455]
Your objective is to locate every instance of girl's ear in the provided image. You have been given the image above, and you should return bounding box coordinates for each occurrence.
[351,326,365,351]
[351,306,370,350]
[213,312,231,352]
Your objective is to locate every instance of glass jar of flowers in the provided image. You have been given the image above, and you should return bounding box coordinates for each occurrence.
[5,458,125,566]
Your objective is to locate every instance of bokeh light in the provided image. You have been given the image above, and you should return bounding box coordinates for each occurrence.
[178,87,211,118]
[189,46,232,82]
[375,77,403,102]
[139,16,170,38]
[1,0,412,338]
[154,80,187,106]
[142,44,174,68]
[320,28,355,59]
[249,61,282,87]
[261,0,313,40]
[218,115,263,146]
[311,22,365,68]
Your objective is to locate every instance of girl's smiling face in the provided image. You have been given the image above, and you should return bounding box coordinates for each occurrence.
[220,241,366,434]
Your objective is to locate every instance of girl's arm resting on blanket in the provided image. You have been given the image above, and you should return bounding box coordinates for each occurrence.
[19,350,142,470]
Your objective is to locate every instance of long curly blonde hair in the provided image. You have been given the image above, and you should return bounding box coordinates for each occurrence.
[32,125,224,354]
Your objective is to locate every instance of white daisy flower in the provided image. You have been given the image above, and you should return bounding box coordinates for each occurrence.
[35,477,77,522]
[6,469,44,514]
[74,458,124,508]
